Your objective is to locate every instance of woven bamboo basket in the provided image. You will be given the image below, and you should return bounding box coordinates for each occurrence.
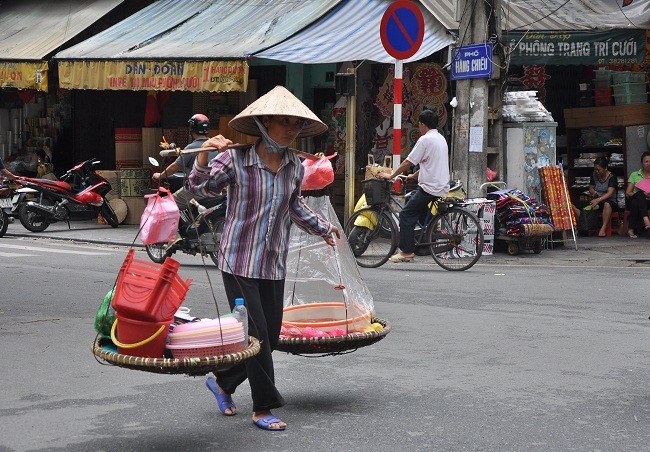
[92,336,260,376]
[275,317,391,356]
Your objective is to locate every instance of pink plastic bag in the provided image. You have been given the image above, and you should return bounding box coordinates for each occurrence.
[301,153,337,191]
[139,187,180,245]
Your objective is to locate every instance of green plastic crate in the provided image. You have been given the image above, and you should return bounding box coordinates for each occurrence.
[594,69,613,81]
[612,71,646,84]
[613,92,647,105]
[613,82,646,96]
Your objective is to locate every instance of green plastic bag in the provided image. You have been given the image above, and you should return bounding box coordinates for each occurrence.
[94,287,116,338]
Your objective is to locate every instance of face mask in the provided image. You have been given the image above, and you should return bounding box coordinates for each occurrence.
[254,117,288,155]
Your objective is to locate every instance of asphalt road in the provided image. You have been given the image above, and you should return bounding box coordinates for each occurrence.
[0,236,649,451]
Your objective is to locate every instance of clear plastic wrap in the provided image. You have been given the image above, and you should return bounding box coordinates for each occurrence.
[284,196,374,321]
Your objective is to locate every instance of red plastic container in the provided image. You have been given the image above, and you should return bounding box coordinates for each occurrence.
[113,314,170,358]
[112,249,192,322]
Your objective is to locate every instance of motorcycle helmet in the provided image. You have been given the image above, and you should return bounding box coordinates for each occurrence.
[188,114,210,135]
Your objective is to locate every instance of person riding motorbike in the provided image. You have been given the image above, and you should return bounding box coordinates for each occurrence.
[153,114,220,211]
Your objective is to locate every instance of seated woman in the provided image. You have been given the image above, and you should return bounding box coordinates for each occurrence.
[624,151,650,238]
[572,156,618,237]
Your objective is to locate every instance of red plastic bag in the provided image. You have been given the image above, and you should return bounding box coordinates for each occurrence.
[301,153,337,191]
[139,187,180,245]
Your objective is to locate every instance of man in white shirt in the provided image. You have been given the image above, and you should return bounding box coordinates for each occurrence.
[378,109,450,262]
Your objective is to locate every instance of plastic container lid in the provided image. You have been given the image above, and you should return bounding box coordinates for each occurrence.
[171,316,238,334]
[235,298,244,306]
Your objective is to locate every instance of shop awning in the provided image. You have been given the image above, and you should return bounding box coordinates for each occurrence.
[54,0,344,92]
[253,0,454,64]
[420,0,649,32]
[0,0,125,92]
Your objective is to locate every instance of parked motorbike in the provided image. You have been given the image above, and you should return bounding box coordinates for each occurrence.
[144,157,227,265]
[0,179,20,237]
[14,158,119,232]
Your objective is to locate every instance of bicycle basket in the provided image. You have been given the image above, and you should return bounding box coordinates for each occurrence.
[362,179,390,205]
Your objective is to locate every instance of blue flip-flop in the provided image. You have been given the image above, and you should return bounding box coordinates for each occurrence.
[205,377,236,416]
[253,415,286,431]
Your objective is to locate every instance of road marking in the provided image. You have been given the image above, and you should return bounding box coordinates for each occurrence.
[0,251,37,257]
[0,243,112,256]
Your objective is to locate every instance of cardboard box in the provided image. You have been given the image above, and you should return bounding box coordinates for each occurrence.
[122,196,146,225]
[115,128,142,168]
[463,198,496,239]
[119,168,151,197]
[482,238,494,256]
[142,128,163,167]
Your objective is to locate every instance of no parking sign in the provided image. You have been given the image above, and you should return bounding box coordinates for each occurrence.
[380,0,424,60]
[380,0,425,167]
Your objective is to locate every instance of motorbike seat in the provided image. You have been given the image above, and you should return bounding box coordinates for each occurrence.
[28,178,73,192]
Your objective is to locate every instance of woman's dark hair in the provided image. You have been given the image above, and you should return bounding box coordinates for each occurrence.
[593,156,608,168]
[641,151,650,162]
[419,109,438,130]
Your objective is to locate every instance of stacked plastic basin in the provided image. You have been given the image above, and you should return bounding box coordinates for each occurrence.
[612,71,647,105]
[111,249,192,358]
[166,316,247,358]
[592,70,613,106]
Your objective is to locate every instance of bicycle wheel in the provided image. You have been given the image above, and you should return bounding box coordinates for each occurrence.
[427,207,483,271]
[344,207,397,268]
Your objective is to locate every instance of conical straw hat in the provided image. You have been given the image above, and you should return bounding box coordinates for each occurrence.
[229,86,328,138]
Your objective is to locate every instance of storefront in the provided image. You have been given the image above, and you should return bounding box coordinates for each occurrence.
[0,0,126,175]
[48,0,346,222]
[52,0,344,170]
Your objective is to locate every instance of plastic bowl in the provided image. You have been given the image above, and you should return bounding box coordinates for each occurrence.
[282,302,372,333]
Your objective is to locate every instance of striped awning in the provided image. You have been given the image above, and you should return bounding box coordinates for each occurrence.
[420,0,650,32]
[253,0,454,64]
[54,0,343,60]
[0,0,124,60]
[0,0,124,91]
[53,0,343,92]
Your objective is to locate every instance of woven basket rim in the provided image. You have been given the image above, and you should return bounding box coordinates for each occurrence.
[275,317,391,354]
[92,336,260,375]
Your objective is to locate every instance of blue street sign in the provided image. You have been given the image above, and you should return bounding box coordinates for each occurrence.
[450,42,493,80]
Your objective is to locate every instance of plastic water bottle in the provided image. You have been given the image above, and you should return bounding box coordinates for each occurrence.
[232,298,248,347]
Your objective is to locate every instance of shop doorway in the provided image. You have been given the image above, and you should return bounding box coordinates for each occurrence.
[249,65,286,97]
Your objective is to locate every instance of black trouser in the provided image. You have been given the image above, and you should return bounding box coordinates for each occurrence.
[215,272,286,412]
[399,187,440,254]
[627,191,649,230]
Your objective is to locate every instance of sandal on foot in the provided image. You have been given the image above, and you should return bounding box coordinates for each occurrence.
[388,254,413,263]
[205,377,236,416]
[253,415,286,431]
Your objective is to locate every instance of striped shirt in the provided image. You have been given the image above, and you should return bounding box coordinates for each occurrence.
[189,145,332,280]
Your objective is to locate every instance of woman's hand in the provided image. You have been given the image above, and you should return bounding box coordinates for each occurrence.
[589,198,600,207]
[196,135,233,166]
[202,135,232,150]
[324,226,341,247]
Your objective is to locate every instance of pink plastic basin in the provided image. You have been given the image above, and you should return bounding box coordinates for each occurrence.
[282,302,371,333]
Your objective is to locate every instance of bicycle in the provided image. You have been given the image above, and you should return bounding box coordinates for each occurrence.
[344,177,484,271]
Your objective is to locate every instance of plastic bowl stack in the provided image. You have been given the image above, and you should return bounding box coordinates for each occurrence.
[166,316,246,358]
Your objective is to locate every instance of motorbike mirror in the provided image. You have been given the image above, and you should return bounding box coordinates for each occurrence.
[148,157,160,167]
